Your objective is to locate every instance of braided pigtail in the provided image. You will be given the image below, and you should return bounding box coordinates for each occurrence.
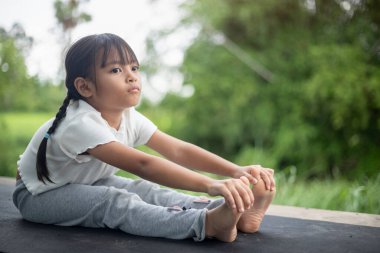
[36,95,71,184]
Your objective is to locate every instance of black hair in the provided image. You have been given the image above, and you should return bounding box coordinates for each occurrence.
[36,33,139,184]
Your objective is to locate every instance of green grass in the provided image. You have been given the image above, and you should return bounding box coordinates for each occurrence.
[1,112,379,214]
[1,112,53,139]
[272,166,380,214]
[0,112,53,177]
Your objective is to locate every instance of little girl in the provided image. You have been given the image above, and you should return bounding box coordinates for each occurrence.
[13,33,275,242]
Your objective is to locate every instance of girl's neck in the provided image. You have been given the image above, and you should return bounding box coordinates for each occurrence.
[100,111,123,130]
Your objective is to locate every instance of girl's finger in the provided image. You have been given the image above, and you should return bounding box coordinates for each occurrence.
[237,186,251,210]
[260,171,271,190]
[222,187,236,210]
[240,176,250,186]
[263,168,276,190]
[244,172,256,184]
[268,172,276,191]
[249,168,260,185]
[229,182,245,213]
[240,176,254,204]
[239,179,254,208]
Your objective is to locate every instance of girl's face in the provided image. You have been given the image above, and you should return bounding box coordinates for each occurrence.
[88,47,141,113]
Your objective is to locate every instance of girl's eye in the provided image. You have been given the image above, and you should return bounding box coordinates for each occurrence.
[111,68,122,73]
[131,66,140,72]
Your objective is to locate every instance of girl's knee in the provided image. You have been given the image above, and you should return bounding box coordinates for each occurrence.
[128,179,161,196]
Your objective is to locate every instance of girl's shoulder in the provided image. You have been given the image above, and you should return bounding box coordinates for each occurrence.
[66,100,102,120]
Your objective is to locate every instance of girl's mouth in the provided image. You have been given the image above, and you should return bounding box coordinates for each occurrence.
[128,86,140,93]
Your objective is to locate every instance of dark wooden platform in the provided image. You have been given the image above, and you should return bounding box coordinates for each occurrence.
[1,180,379,253]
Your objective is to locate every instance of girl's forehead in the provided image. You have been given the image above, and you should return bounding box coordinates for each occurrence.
[96,46,138,67]
[95,47,120,66]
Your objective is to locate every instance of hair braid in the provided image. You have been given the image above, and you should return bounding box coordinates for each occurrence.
[36,95,71,184]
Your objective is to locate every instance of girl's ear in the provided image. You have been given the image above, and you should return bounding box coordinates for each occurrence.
[74,77,94,98]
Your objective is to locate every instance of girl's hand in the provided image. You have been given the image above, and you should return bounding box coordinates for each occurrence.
[233,165,276,191]
[207,177,254,213]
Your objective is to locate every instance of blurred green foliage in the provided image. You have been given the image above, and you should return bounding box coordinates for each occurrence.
[0,25,65,112]
[147,0,380,180]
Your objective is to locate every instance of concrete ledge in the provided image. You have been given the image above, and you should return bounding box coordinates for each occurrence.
[0,176,15,186]
[267,204,380,228]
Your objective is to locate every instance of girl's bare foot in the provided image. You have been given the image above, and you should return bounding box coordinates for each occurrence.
[205,203,242,242]
[237,179,276,233]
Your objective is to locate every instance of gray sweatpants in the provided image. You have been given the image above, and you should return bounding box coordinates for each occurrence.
[12,175,224,241]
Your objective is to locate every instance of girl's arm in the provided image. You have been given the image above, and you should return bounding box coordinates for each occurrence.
[146,130,240,178]
[146,130,276,191]
[88,141,254,212]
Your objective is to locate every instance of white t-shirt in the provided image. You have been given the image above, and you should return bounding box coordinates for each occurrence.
[18,100,157,195]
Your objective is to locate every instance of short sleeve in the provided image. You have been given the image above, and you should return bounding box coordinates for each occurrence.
[59,112,118,162]
[131,109,158,147]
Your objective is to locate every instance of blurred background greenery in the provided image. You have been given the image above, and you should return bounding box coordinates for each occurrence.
[0,0,379,214]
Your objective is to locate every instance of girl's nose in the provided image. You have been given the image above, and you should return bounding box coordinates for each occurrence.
[127,75,136,82]
[126,71,137,82]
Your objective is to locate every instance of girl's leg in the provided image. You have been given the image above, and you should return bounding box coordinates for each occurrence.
[95,176,241,242]
[13,180,207,241]
[94,175,224,210]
